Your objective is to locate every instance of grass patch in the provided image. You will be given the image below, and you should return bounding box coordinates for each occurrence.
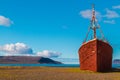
[0,66,120,80]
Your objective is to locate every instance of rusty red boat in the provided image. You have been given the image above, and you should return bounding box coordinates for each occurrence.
[78,5,113,72]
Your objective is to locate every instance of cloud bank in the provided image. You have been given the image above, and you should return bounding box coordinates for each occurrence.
[104,9,120,19]
[103,20,115,24]
[0,15,13,27]
[79,9,101,19]
[37,50,61,58]
[0,43,33,56]
[80,7,120,24]
[112,5,120,9]
[0,43,61,58]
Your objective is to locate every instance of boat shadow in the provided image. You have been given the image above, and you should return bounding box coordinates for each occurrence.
[111,68,120,72]
[99,68,120,73]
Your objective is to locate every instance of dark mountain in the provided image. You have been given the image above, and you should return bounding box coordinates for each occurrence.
[0,56,62,64]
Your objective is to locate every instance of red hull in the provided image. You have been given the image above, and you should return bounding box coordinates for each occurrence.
[78,39,113,72]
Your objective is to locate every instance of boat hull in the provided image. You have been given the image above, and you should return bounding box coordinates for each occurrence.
[78,39,113,72]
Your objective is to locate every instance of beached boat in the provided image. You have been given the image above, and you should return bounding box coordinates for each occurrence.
[78,5,113,72]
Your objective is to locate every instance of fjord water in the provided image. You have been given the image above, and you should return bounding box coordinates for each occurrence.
[0,64,119,68]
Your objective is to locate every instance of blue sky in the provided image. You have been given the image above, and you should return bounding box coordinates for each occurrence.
[0,0,120,63]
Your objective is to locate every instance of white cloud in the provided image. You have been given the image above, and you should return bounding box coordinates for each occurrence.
[80,10,91,19]
[0,15,13,27]
[104,20,115,24]
[104,9,120,18]
[0,43,61,58]
[79,9,102,20]
[37,50,61,58]
[0,43,33,55]
[112,5,120,9]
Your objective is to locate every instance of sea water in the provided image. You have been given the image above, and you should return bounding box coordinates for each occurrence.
[0,64,119,68]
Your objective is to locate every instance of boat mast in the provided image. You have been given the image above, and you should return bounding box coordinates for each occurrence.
[91,4,96,39]
[83,4,106,43]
